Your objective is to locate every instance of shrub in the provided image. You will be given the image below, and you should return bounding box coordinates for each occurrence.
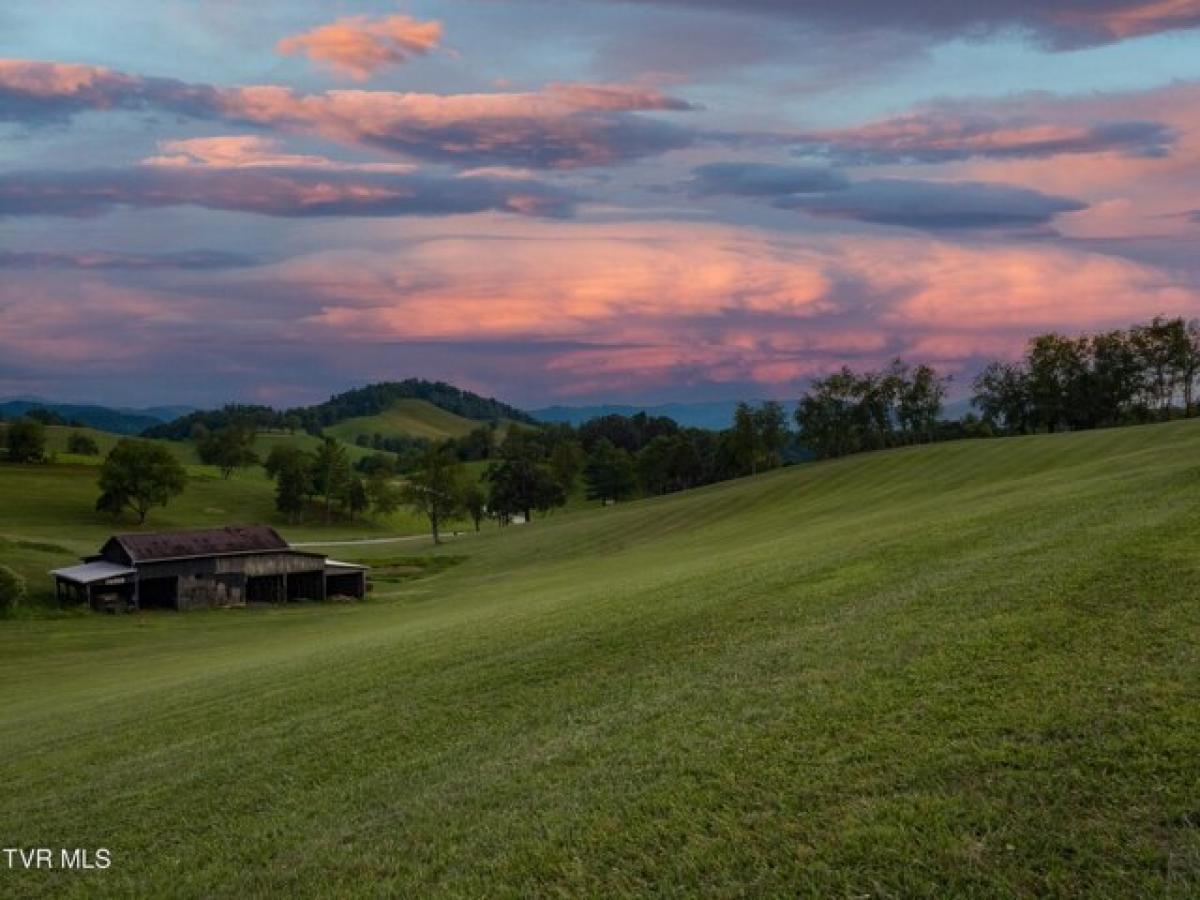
[4,418,46,463]
[0,565,26,613]
[67,432,101,456]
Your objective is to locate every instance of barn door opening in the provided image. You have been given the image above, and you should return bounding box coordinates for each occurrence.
[245,575,285,604]
[139,576,179,610]
[286,571,324,602]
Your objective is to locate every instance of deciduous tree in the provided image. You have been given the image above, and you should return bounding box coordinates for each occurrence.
[274,454,313,523]
[584,438,637,504]
[96,440,187,524]
[485,427,564,522]
[754,401,789,470]
[312,439,352,522]
[462,481,487,532]
[366,471,403,518]
[4,418,46,463]
[402,445,467,544]
[197,425,259,479]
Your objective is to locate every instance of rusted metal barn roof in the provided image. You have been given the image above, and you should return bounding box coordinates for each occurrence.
[111,525,290,562]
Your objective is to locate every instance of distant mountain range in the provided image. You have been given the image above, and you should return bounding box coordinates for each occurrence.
[0,398,196,435]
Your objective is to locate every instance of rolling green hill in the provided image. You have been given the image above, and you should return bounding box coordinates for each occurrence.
[3,422,1200,895]
[291,379,536,433]
[325,397,482,443]
[139,383,522,465]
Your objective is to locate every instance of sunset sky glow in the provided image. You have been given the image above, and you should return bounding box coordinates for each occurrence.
[2,1,1200,407]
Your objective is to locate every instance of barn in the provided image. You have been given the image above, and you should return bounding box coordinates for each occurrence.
[50,525,368,612]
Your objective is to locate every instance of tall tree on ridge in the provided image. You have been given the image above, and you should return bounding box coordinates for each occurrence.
[732,402,760,476]
[402,445,467,545]
[754,401,789,471]
[312,438,352,522]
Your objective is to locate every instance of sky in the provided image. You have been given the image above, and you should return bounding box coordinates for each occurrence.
[2,1,1199,410]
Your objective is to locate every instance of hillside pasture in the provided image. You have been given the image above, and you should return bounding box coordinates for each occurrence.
[2,421,1200,895]
[325,398,484,443]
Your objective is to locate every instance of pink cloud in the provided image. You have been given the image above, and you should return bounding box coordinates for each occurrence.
[279,222,834,342]
[143,135,416,172]
[0,278,194,366]
[789,82,1199,244]
[0,59,696,168]
[798,115,1172,164]
[211,81,694,167]
[4,218,1197,400]
[240,220,1200,394]
[276,14,443,81]
[795,91,1178,165]
[854,240,1197,332]
[0,59,131,97]
[929,83,1200,240]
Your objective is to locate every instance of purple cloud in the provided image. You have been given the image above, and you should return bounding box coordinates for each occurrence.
[0,167,578,219]
[689,162,849,196]
[776,179,1087,230]
[0,249,259,270]
[686,161,1088,230]
[793,115,1176,165]
[0,60,220,123]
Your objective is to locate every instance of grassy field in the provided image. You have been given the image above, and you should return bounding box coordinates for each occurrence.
[325,398,482,443]
[3,421,1200,896]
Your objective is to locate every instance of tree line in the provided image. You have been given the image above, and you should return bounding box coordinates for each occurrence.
[972,316,1200,433]
[792,316,1200,461]
[794,360,951,460]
